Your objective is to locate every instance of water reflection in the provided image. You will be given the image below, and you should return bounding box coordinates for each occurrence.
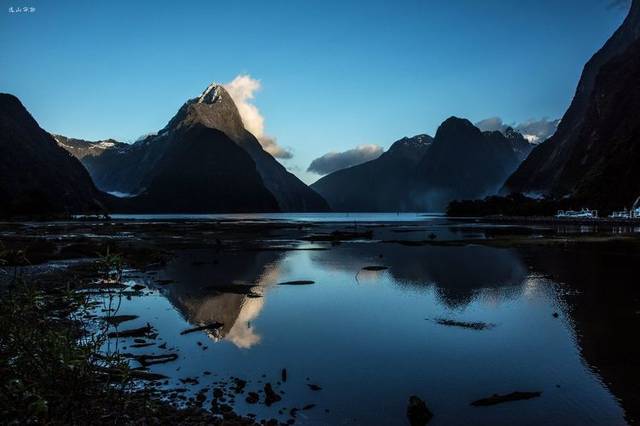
[308,243,527,308]
[152,249,284,348]
[127,238,636,425]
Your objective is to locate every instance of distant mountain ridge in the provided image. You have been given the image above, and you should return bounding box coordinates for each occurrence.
[312,118,532,212]
[53,135,127,160]
[311,134,433,212]
[59,83,329,212]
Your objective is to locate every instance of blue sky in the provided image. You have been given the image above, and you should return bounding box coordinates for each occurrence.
[0,0,629,183]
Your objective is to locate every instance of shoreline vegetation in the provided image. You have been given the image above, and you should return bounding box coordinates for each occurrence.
[0,245,255,425]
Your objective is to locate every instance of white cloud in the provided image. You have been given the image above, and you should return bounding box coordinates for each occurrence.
[307,144,384,175]
[224,75,292,159]
[475,117,560,144]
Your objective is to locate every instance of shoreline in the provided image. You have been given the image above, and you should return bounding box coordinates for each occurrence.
[448,215,640,227]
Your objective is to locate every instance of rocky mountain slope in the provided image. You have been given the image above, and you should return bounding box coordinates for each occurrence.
[503,0,640,210]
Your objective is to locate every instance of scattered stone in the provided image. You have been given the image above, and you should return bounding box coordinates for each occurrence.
[552,312,559,318]
[134,353,178,367]
[101,314,139,325]
[130,343,154,348]
[434,318,494,330]
[179,322,223,335]
[281,368,287,382]
[245,392,259,404]
[471,391,542,406]
[264,383,281,406]
[107,323,153,338]
[407,395,433,425]
[233,378,247,393]
[307,384,322,391]
[361,266,388,271]
[179,377,199,385]
[303,404,316,410]
[278,280,315,285]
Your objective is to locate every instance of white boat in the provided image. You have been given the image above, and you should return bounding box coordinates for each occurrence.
[609,210,631,219]
[556,209,598,219]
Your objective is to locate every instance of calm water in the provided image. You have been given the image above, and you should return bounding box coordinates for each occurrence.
[92,220,639,425]
[107,212,444,222]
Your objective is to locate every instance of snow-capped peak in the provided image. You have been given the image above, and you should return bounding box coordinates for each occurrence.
[197,83,222,104]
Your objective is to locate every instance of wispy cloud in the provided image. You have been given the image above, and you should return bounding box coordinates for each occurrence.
[307,144,384,175]
[224,75,292,159]
[475,116,560,144]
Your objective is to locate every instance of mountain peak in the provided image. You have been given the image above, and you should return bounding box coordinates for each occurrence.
[161,83,245,140]
[196,83,225,104]
[388,134,433,154]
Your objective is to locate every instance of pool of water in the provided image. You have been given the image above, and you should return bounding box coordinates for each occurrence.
[98,236,638,425]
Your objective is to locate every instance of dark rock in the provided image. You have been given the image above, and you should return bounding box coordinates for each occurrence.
[278,280,315,286]
[245,392,259,404]
[471,391,542,406]
[361,265,388,271]
[407,395,433,426]
[135,353,178,367]
[264,383,281,406]
[434,318,495,330]
[107,323,153,338]
[179,322,223,335]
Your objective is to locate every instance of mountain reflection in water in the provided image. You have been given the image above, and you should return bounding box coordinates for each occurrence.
[124,238,638,425]
[152,249,285,348]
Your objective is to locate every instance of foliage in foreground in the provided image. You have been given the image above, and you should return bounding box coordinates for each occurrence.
[0,249,245,425]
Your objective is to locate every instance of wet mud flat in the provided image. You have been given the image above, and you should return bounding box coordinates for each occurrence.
[2,217,640,425]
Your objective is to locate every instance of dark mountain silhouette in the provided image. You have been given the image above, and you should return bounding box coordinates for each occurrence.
[504,0,640,211]
[116,124,279,213]
[311,135,433,211]
[66,84,328,212]
[0,94,105,218]
[412,117,521,211]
